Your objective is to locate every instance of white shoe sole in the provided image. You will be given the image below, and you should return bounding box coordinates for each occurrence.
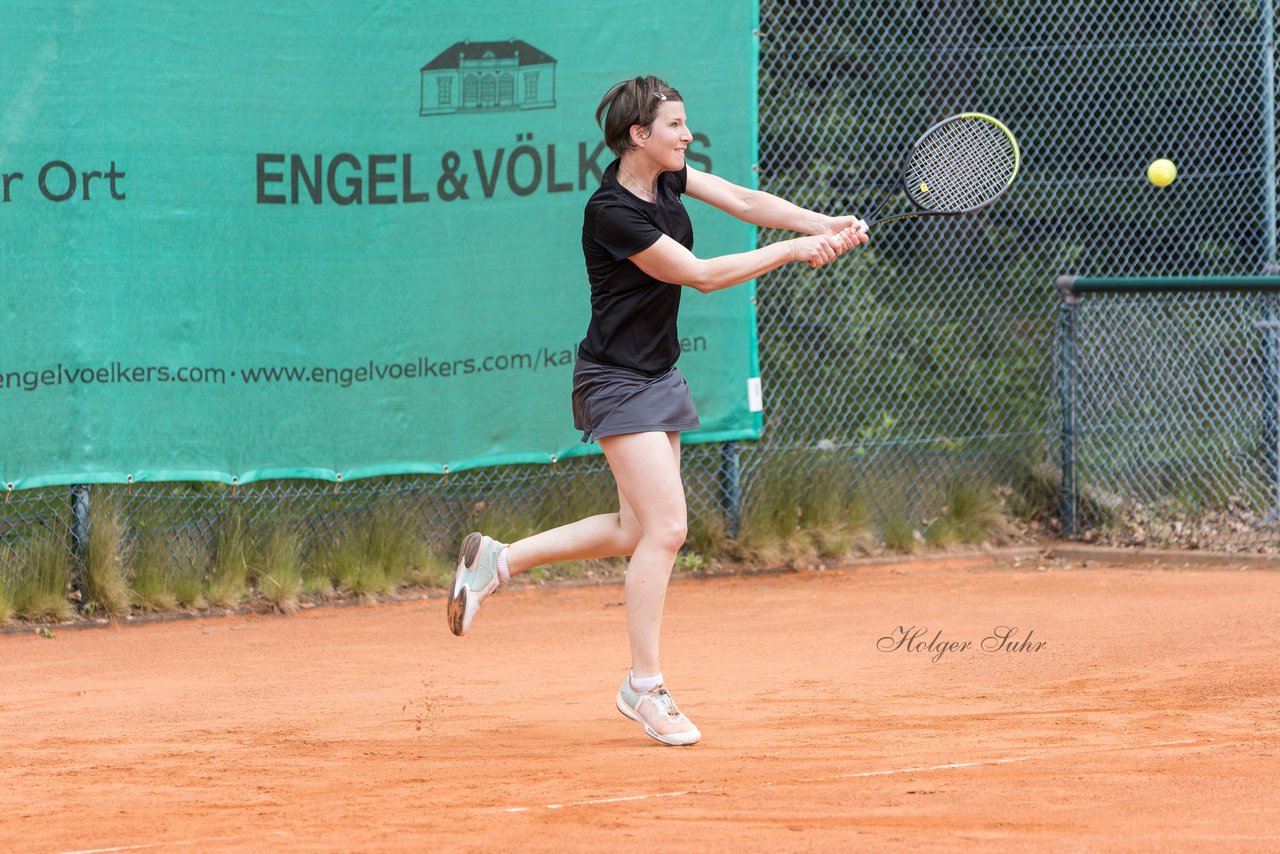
[447,532,483,636]
[616,692,701,746]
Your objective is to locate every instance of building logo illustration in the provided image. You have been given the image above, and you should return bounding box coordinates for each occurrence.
[419,39,556,117]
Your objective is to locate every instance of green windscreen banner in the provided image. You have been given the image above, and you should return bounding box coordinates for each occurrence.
[0,1,763,490]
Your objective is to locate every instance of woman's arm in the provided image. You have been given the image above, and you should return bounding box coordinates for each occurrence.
[628,228,860,294]
[684,166,865,236]
[637,165,867,292]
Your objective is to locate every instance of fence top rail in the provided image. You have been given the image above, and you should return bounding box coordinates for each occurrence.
[1055,275,1280,300]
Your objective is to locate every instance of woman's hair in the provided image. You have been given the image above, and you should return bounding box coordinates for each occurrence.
[595,75,683,157]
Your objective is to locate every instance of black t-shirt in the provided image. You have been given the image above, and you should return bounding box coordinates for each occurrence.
[579,160,694,375]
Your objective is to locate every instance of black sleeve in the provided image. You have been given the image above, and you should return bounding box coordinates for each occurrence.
[593,203,663,262]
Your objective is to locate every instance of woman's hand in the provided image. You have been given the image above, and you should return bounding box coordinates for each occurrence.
[789,223,866,268]
[820,215,870,242]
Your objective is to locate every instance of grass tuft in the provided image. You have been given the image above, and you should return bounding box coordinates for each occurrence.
[406,548,455,589]
[0,560,17,624]
[1007,458,1061,525]
[12,527,74,621]
[926,480,1011,547]
[129,535,178,612]
[315,500,439,598]
[83,501,131,615]
[168,533,210,609]
[301,562,335,598]
[735,452,874,565]
[881,515,919,554]
[686,511,727,562]
[923,516,960,548]
[325,534,382,598]
[254,525,304,614]
[365,506,427,590]
[207,513,250,608]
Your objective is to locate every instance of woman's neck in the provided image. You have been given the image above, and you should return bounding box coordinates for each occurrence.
[617,157,658,201]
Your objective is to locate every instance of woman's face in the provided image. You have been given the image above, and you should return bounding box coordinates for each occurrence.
[633,100,693,171]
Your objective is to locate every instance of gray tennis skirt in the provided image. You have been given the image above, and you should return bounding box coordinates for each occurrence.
[571,356,701,443]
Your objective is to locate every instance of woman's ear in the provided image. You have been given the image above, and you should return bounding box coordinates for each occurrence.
[629,123,650,149]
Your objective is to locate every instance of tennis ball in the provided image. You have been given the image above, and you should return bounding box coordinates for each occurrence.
[1147,158,1177,187]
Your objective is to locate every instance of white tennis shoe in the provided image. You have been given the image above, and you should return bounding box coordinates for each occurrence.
[616,671,701,746]
[447,532,506,636]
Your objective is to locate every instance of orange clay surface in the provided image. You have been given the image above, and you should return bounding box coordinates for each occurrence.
[2,550,1279,853]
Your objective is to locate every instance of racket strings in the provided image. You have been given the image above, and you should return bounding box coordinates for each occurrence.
[904,118,1017,213]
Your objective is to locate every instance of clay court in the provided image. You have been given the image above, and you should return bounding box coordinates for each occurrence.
[2,550,1278,852]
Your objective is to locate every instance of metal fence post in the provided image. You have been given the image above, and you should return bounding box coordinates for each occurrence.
[1263,270,1280,518]
[1262,0,1277,272]
[718,441,742,539]
[1054,277,1079,539]
[1262,0,1278,517]
[70,484,91,602]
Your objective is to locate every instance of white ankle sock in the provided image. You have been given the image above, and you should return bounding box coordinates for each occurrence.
[629,670,664,693]
[496,547,510,583]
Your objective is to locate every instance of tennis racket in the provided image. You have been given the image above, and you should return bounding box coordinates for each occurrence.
[861,112,1020,227]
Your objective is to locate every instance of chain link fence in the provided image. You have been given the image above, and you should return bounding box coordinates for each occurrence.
[1058,279,1280,551]
[4,0,1279,606]
[750,0,1278,551]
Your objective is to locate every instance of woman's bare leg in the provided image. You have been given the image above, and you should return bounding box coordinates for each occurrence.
[503,510,640,575]
[494,431,685,678]
[595,431,685,678]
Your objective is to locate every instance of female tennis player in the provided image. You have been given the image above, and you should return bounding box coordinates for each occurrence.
[448,75,867,746]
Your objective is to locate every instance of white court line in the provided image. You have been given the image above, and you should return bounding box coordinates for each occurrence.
[505,790,690,813]
[496,737,1208,814]
[813,737,1200,783]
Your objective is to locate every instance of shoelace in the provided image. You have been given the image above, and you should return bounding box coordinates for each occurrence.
[651,688,682,719]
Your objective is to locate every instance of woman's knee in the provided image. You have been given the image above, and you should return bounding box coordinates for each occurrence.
[639,515,687,554]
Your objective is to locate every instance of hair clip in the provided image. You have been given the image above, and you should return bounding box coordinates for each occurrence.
[653,91,667,101]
